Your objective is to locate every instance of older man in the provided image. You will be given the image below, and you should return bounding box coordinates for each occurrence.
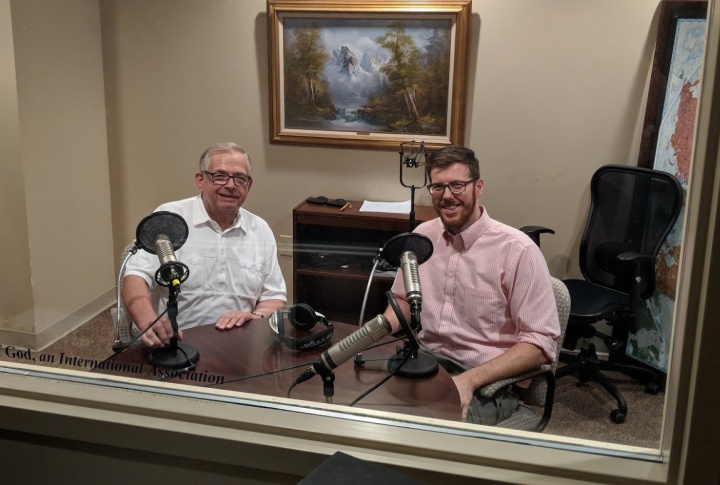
[122,142,286,348]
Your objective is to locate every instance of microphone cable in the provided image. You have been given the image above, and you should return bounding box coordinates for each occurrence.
[202,361,314,388]
[287,366,316,397]
[286,336,405,399]
[103,306,169,358]
[111,297,177,352]
[349,291,418,407]
[96,293,195,373]
[349,349,411,407]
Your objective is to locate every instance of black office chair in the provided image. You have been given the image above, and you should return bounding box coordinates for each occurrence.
[553,164,683,424]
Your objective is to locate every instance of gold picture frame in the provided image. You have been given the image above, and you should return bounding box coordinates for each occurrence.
[267,0,471,150]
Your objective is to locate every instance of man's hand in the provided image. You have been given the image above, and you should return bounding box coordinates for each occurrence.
[452,372,476,421]
[449,343,550,421]
[215,311,260,330]
[139,316,184,348]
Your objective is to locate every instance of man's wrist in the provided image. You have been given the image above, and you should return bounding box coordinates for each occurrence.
[250,310,265,318]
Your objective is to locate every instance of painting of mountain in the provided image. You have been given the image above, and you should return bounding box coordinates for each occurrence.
[281,17,453,136]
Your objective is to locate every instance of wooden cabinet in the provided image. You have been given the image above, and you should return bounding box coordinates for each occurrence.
[292,200,437,324]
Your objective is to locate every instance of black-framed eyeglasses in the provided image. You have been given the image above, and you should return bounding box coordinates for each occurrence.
[202,171,251,187]
[427,179,477,196]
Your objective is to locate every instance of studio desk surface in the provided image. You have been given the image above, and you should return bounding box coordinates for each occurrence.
[95,319,461,421]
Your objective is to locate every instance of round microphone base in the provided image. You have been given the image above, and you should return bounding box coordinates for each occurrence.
[387,349,438,378]
[149,342,200,369]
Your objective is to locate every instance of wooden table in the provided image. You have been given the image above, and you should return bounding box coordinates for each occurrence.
[95,319,461,421]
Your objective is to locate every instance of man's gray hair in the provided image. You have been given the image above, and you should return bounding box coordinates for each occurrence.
[198,142,253,176]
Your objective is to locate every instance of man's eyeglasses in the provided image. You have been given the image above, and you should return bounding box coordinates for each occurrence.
[427,179,477,196]
[202,171,251,187]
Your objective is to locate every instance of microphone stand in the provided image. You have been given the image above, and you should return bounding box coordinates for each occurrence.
[354,247,399,368]
[312,362,336,403]
[167,283,180,351]
[399,141,428,232]
[386,292,438,377]
[149,279,200,369]
[113,242,140,352]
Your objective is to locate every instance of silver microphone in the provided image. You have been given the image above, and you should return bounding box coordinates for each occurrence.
[318,314,392,371]
[155,234,178,265]
[401,251,422,314]
[154,234,188,287]
[294,315,392,384]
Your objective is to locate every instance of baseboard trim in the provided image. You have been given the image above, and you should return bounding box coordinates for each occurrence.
[0,290,115,351]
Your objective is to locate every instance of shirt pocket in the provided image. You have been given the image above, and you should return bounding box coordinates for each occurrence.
[226,257,264,298]
[462,284,507,329]
[182,254,215,291]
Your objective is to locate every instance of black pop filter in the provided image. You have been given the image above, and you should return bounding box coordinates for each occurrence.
[381,232,433,267]
[135,211,188,254]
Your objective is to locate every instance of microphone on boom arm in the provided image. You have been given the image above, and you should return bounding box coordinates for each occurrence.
[135,211,199,369]
[294,314,393,386]
[380,231,438,377]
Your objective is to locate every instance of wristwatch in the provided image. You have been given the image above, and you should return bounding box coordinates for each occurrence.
[250,310,265,318]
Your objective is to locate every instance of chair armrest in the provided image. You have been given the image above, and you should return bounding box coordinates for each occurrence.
[112,305,137,351]
[478,364,552,399]
[616,251,653,264]
[519,226,555,248]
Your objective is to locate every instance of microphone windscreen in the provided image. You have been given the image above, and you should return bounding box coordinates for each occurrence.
[381,232,433,267]
[135,211,189,254]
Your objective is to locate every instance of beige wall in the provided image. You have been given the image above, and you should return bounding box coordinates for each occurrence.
[102,0,661,301]
[0,0,33,327]
[0,0,115,347]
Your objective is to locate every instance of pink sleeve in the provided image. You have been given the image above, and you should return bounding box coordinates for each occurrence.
[507,244,561,361]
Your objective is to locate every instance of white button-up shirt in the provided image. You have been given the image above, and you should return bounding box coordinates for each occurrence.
[125,196,286,329]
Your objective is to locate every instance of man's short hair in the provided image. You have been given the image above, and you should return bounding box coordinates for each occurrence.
[198,142,253,176]
[426,145,480,180]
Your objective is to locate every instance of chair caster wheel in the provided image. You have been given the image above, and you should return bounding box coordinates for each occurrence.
[645,382,660,395]
[611,409,626,424]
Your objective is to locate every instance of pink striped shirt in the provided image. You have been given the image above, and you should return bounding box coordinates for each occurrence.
[391,207,560,369]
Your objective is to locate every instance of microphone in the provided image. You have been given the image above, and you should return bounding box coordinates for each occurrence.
[134,211,198,369]
[401,251,422,317]
[295,314,392,384]
[154,234,189,288]
[135,211,190,288]
[380,232,433,326]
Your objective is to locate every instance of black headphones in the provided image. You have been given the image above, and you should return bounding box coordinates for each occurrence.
[269,303,334,351]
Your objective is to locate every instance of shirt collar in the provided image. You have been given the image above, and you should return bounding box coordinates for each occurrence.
[442,206,491,250]
[191,195,245,233]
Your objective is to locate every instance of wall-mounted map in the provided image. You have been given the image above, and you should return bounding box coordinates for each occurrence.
[630,15,706,373]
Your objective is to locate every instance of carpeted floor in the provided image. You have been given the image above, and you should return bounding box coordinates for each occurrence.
[545,370,663,448]
[0,308,663,449]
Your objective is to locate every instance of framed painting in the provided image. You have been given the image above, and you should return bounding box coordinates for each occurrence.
[267,0,471,150]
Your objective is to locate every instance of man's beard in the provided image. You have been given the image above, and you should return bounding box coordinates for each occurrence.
[436,191,478,233]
